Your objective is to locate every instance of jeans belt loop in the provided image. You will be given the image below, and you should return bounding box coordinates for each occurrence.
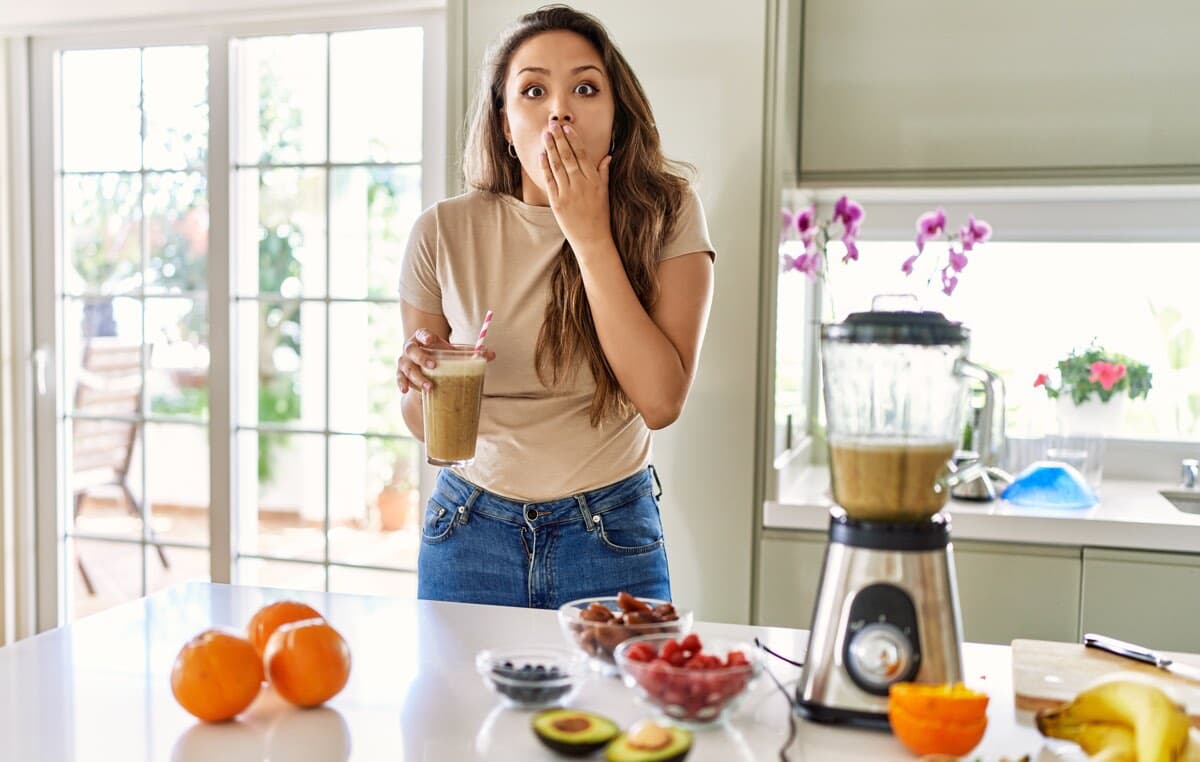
[458,487,482,525]
[574,493,598,532]
[648,464,663,500]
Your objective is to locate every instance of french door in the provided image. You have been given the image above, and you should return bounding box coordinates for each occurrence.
[29,11,445,628]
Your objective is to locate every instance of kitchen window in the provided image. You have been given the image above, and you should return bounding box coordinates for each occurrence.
[27,11,445,627]
[774,187,1200,484]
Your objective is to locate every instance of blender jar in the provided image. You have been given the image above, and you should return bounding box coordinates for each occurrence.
[821,310,977,522]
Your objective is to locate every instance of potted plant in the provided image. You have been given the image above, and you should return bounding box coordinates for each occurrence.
[376,453,419,532]
[1034,345,1152,436]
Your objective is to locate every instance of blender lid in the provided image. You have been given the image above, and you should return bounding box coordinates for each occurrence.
[822,310,968,346]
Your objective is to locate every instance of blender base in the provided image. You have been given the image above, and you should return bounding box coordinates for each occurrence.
[794,699,891,729]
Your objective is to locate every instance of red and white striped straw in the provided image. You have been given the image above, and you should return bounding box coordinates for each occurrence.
[474,310,494,355]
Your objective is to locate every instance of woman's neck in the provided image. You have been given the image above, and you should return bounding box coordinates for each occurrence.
[519,172,551,207]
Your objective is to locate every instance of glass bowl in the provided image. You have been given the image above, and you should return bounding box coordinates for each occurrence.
[614,633,762,727]
[557,596,693,676]
[474,645,587,710]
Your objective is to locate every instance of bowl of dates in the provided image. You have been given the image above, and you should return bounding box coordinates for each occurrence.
[557,592,692,676]
[474,645,586,709]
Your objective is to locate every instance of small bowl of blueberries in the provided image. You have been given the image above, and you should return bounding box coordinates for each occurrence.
[475,645,588,709]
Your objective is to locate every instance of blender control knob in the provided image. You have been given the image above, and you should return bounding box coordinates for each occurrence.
[846,623,913,692]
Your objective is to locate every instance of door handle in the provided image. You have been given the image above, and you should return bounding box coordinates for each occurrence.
[32,346,48,396]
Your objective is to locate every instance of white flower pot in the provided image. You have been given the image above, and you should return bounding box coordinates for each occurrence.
[1056,393,1127,437]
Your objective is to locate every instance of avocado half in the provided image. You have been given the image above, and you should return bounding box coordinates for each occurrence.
[605,721,693,762]
[532,708,620,757]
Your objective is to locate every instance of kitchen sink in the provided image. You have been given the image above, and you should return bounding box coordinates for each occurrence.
[1161,489,1200,514]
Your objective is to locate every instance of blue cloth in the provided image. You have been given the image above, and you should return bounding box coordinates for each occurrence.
[417,466,672,608]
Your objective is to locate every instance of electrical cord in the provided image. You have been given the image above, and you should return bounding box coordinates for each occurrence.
[755,636,802,762]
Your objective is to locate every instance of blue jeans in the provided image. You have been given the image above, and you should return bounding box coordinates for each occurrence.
[417,466,672,608]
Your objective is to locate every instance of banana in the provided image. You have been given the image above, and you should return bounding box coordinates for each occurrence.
[1035,713,1136,761]
[1035,678,1190,762]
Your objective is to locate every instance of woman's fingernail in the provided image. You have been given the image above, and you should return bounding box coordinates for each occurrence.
[423,382,432,390]
[426,360,435,368]
[562,124,572,134]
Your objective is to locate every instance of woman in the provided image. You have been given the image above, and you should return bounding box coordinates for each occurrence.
[397,4,715,608]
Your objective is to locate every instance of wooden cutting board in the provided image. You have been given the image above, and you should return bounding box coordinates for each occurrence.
[1013,639,1200,727]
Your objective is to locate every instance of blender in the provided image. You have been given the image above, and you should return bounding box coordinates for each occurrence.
[796,308,997,727]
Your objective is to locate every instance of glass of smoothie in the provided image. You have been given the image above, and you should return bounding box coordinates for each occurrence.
[422,345,487,466]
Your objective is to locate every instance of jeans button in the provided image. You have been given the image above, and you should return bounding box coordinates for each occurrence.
[525,507,537,521]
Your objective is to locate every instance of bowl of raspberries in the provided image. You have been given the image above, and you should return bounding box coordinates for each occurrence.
[614,632,761,727]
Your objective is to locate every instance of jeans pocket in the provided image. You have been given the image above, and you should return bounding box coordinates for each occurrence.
[421,495,458,544]
[593,495,664,556]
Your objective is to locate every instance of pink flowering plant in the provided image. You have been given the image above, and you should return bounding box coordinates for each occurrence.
[1034,345,1152,405]
[779,196,865,281]
[901,209,993,296]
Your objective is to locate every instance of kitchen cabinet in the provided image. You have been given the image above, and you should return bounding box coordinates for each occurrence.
[799,0,1200,180]
[954,540,1082,645]
[754,530,826,629]
[755,531,1084,644]
[1080,548,1200,652]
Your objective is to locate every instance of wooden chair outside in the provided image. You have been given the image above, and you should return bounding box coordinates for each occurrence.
[71,338,169,595]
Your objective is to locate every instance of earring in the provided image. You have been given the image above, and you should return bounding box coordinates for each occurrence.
[507,142,518,159]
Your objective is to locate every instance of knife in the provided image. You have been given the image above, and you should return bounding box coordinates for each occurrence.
[1084,633,1200,683]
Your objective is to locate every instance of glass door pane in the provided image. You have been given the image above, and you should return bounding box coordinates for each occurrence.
[232,27,426,594]
[58,45,210,621]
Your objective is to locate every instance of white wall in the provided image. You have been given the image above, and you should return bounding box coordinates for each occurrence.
[0,37,13,643]
[462,1,769,623]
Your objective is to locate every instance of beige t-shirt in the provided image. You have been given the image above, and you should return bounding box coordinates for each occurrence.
[399,187,714,502]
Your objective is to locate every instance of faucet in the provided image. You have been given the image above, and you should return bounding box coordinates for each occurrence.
[951,364,1012,501]
[1183,459,1200,489]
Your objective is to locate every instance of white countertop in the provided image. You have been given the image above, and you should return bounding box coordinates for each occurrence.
[766,469,1200,552]
[0,582,1055,761]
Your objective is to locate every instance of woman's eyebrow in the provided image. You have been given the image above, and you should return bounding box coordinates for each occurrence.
[516,64,606,77]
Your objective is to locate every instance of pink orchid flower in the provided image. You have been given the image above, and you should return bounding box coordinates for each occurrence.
[1088,361,1127,391]
[1034,373,1049,388]
[901,254,919,275]
[947,248,969,273]
[795,205,817,247]
[940,266,959,296]
[833,196,865,236]
[800,249,822,280]
[959,214,992,252]
[795,206,815,233]
[842,236,859,263]
[782,249,822,280]
[915,208,946,253]
[780,208,796,243]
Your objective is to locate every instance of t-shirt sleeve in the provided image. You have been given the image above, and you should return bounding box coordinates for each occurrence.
[398,205,443,313]
[659,185,716,262]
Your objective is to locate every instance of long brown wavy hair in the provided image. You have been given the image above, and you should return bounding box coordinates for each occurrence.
[463,4,691,426]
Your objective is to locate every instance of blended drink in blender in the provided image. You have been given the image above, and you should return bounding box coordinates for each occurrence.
[829,438,957,521]
[422,346,487,466]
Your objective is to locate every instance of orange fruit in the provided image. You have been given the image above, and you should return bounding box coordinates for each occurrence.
[247,600,323,656]
[888,682,989,756]
[264,618,352,708]
[171,629,264,722]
